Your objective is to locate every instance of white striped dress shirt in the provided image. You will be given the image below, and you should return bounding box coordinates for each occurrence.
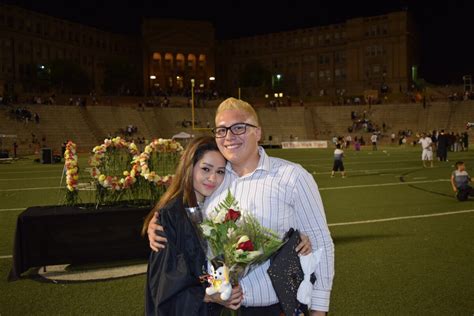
[203,147,335,312]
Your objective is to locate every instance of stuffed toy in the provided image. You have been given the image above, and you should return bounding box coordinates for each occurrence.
[205,259,232,301]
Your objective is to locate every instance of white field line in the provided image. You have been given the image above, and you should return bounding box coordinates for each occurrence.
[0,170,63,174]
[328,209,474,227]
[0,208,25,212]
[0,176,61,181]
[0,179,449,192]
[306,159,434,166]
[0,186,63,192]
[319,179,449,191]
[1,209,473,260]
[311,166,419,175]
[0,167,418,180]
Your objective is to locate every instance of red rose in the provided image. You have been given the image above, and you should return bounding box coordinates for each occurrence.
[224,208,241,222]
[237,240,254,251]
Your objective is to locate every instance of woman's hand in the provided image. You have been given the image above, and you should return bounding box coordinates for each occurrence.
[147,212,167,252]
[204,285,243,310]
[295,233,312,256]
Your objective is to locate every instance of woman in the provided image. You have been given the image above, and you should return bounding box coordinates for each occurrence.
[143,136,241,315]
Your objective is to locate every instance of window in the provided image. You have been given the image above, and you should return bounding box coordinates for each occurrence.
[325,34,331,44]
[7,16,14,28]
[325,70,331,80]
[377,46,383,56]
[371,46,376,56]
[373,65,380,74]
[18,18,24,31]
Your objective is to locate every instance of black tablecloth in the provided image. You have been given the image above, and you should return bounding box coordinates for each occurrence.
[8,205,152,281]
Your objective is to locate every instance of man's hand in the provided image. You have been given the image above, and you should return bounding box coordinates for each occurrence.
[311,310,327,316]
[147,212,167,252]
[204,285,243,310]
[295,233,312,256]
[452,187,458,193]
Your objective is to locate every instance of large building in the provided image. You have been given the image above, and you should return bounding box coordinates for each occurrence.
[217,11,419,97]
[142,19,216,96]
[1,4,417,98]
[0,3,141,95]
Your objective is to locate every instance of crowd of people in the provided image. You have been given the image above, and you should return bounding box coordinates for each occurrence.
[8,107,40,124]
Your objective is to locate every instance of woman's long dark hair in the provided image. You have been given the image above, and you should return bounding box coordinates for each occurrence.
[141,136,221,235]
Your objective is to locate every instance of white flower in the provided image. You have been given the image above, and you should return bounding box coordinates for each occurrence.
[237,235,249,244]
[227,227,236,239]
[201,224,213,237]
[212,209,227,224]
[246,250,263,260]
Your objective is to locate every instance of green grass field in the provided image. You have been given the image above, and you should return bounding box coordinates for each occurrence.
[1,146,473,315]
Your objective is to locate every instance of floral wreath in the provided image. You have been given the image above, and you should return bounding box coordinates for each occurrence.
[89,137,141,191]
[133,138,183,186]
[64,141,79,192]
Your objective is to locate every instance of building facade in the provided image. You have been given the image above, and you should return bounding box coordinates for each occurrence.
[1,5,416,99]
[217,11,418,98]
[0,4,140,95]
[142,18,216,96]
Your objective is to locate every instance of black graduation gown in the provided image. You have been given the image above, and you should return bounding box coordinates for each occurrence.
[145,197,210,316]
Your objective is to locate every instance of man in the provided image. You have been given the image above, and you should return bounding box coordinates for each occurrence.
[370,133,378,151]
[437,130,448,161]
[418,133,434,168]
[148,98,334,315]
[451,161,474,201]
[331,143,346,178]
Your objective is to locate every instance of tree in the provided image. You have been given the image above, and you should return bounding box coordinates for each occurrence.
[49,60,92,94]
[102,58,142,95]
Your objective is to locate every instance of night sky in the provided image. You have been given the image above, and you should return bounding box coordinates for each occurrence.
[4,0,474,84]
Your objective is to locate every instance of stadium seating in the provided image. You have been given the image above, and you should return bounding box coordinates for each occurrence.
[0,101,472,155]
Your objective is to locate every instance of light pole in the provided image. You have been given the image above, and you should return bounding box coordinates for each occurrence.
[191,78,195,129]
[149,75,156,96]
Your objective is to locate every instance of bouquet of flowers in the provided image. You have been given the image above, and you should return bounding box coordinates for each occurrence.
[200,190,283,299]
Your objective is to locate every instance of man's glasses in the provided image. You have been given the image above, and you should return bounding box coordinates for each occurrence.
[212,123,258,138]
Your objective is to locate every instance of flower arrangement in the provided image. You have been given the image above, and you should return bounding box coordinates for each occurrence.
[201,190,283,287]
[134,138,183,184]
[87,137,182,206]
[64,141,79,205]
[130,138,182,202]
[89,137,140,192]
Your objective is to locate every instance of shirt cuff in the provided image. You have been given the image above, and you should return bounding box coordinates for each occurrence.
[310,289,331,312]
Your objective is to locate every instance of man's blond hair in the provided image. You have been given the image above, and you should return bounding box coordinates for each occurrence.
[215,97,260,126]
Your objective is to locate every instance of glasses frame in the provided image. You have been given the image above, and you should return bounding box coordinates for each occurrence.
[212,122,258,138]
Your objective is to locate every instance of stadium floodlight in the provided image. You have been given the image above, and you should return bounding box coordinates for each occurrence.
[149,75,156,80]
[274,93,279,98]
[209,76,215,81]
[279,92,283,97]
